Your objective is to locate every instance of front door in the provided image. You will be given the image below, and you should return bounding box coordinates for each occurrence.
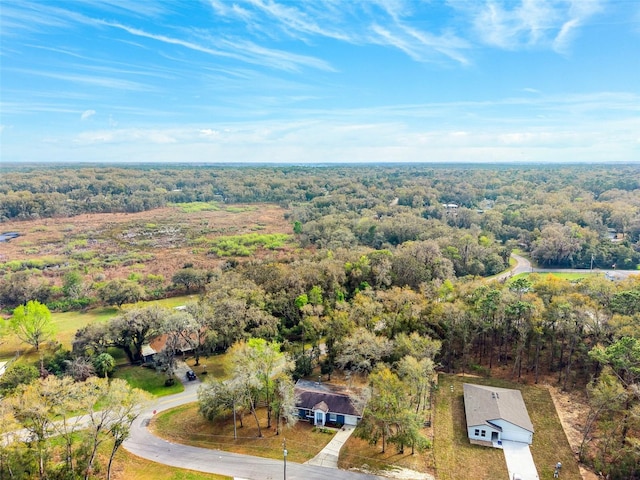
[491,431,498,441]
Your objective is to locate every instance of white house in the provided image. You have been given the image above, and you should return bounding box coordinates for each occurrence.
[463,383,534,446]
[295,379,364,427]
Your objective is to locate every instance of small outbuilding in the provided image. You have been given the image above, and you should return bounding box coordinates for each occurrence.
[295,379,364,427]
[463,383,534,446]
[140,344,157,364]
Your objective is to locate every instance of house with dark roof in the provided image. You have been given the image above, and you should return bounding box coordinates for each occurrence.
[463,383,534,446]
[295,379,365,427]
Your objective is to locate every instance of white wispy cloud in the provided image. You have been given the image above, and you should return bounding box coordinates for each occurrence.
[0,101,81,115]
[241,0,354,41]
[553,0,603,53]
[0,2,109,38]
[207,0,471,64]
[451,0,604,52]
[8,67,152,91]
[81,109,96,121]
[81,0,172,20]
[102,21,334,72]
[73,128,179,145]
[34,89,634,164]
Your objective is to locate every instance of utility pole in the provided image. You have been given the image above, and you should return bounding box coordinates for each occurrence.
[283,438,287,480]
[233,397,237,440]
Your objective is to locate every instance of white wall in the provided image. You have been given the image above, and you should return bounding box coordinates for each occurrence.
[343,414,359,426]
[467,424,500,442]
[491,419,532,444]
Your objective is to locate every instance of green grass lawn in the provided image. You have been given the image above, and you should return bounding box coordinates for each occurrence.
[151,403,334,464]
[113,365,184,397]
[184,353,232,380]
[0,295,196,360]
[509,271,600,282]
[434,374,582,480]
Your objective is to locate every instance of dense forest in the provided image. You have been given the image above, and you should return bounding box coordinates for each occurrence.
[2,164,639,271]
[1,163,640,478]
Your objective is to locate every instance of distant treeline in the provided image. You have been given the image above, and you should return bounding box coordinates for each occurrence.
[2,163,639,271]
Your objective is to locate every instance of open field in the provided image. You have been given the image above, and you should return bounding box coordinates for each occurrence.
[433,374,582,480]
[0,202,293,293]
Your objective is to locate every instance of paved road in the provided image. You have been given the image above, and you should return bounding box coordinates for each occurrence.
[496,254,639,281]
[123,380,384,480]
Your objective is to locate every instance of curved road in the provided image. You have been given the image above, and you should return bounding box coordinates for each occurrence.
[123,381,384,480]
[497,253,639,281]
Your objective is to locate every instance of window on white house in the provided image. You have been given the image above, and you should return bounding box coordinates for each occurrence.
[481,430,486,437]
[474,429,480,436]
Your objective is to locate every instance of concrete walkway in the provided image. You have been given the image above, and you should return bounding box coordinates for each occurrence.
[502,440,539,480]
[305,425,357,468]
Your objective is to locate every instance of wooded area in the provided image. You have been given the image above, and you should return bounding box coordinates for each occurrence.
[1,163,639,479]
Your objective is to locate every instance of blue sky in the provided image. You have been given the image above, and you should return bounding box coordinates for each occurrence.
[1,0,639,164]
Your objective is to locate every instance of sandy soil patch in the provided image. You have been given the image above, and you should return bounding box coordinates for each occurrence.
[545,385,599,480]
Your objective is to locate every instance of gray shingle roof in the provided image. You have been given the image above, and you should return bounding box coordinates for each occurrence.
[295,379,363,417]
[463,383,534,433]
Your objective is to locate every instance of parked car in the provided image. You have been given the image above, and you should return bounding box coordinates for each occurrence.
[186,370,196,381]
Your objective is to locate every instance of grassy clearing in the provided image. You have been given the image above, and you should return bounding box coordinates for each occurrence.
[224,206,257,213]
[112,365,184,397]
[510,272,600,282]
[151,403,334,464]
[0,295,196,360]
[185,353,232,380]
[433,374,581,480]
[206,233,292,257]
[170,202,221,213]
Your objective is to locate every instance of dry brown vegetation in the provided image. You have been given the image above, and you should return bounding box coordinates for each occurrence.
[0,203,292,287]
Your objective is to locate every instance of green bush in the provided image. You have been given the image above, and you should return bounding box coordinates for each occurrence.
[70,250,97,261]
[170,201,220,213]
[47,297,93,311]
[208,233,292,257]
